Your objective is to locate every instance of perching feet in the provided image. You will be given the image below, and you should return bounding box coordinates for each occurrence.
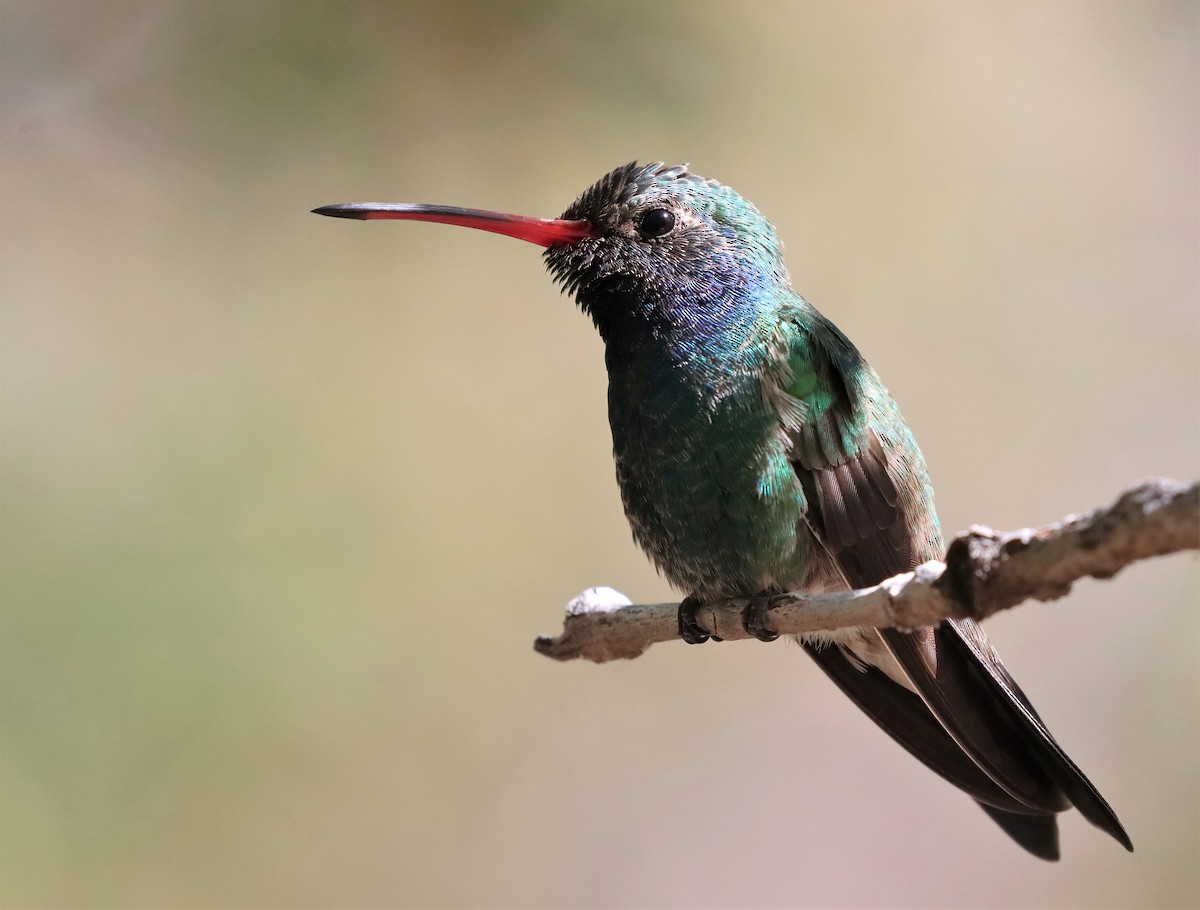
[742,592,779,642]
[677,595,721,644]
[678,592,779,643]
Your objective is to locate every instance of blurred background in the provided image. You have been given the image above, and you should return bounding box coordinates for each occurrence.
[2,1,1197,906]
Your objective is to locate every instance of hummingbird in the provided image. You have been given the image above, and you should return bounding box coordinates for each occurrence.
[314,161,1131,860]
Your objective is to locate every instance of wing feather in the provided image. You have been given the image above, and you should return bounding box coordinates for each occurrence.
[780,311,1130,856]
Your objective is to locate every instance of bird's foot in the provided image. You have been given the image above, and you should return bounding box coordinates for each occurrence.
[678,595,721,644]
[742,592,779,642]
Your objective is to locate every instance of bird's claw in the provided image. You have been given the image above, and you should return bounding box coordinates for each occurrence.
[678,596,720,644]
[742,593,779,642]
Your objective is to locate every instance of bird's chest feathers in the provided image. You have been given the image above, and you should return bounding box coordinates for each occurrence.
[604,330,806,593]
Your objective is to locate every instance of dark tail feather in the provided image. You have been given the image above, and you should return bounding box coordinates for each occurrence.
[933,621,1133,851]
[976,802,1061,861]
[804,622,1131,858]
[804,640,1045,813]
[879,627,1067,813]
[805,639,1067,859]
[880,621,1132,852]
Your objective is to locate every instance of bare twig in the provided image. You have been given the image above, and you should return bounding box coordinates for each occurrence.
[534,478,1199,664]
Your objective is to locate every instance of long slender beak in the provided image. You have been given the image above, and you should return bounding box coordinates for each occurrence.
[311,203,594,248]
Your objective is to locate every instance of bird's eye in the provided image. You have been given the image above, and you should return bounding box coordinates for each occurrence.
[637,208,676,239]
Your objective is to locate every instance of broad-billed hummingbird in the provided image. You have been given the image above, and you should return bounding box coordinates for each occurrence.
[314,162,1130,860]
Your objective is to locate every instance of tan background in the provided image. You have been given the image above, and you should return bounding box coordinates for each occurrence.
[2,1,1197,906]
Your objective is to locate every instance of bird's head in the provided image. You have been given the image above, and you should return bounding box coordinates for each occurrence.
[542,162,788,305]
[313,162,791,346]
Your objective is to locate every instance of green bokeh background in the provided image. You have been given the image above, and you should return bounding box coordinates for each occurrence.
[2,2,1197,906]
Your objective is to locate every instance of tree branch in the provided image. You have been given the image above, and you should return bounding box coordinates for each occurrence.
[534,477,1199,664]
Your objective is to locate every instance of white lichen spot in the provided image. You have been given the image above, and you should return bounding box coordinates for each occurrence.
[566,586,633,616]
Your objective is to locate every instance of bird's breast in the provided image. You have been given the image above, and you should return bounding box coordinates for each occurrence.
[605,341,816,598]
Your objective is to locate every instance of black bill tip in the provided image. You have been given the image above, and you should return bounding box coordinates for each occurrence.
[312,205,371,220]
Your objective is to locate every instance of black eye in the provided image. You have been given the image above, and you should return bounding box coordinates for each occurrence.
[637,208,675,239]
